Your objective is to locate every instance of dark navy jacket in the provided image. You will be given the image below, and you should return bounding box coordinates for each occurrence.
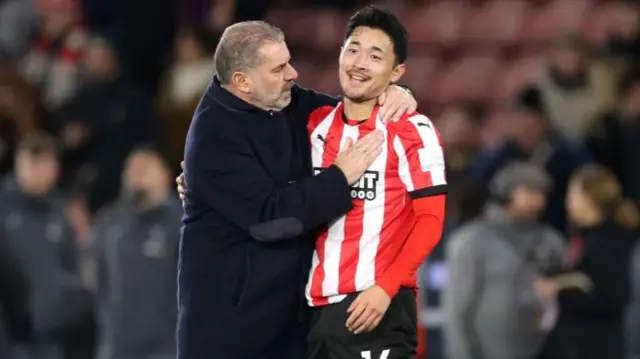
[178,78,353,359]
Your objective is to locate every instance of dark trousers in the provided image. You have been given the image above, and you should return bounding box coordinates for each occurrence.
[308,288,417,359]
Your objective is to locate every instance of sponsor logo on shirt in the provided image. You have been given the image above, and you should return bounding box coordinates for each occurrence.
[314,167,379,201]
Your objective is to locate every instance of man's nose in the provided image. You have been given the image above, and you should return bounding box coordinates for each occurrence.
[353,53,369,69]
[285,64,298,81]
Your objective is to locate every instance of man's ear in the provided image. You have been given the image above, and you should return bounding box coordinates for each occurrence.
[390,64,406,83]
[231,72,251,94]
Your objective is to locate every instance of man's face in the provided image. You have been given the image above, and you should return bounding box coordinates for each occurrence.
[549,47,584,77]
[510,186,547,220]
[15,152,59,196]
[510,109,546,151]
[245,41,298,111]
[123,152,167,207]
[339,26,405,102]
[83,41,115,80]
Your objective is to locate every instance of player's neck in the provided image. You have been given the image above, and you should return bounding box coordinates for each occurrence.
[343,97,377,121]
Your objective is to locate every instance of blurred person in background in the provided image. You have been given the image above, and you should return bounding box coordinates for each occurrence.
[534,32,616,143]
[199,0,271,32]
[93,146,181,359]
[0,67,40,175]
[157,26,217,177]
[0,0,36,59]
[444,162,565,359]
[437,101,483,185]
[586,71,640,208]
[469,87,591,234]
[20,0,87,110]
[0,228,32,359]
[58,35,155,214]
[536,164,639,359]
[601,0,640,71]
[629,231,640,359]
[0,133,91,359]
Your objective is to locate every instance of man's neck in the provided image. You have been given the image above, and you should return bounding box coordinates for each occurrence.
[220,84,271,111]
[343,97,377,121]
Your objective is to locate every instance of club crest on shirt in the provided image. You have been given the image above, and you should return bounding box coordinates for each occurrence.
[313,167,379,201]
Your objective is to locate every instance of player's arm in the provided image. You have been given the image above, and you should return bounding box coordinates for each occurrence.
[293,84,417,124]
[377,115,448,298]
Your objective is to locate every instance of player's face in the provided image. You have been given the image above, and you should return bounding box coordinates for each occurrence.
[248,41,298,111]
[339,26,405,102]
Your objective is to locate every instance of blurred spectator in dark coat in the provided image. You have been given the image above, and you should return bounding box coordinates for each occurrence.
[536,164,639,359]
[0,133,91,359]
[0,227,32,359]
[586,71,640,208]
[57,35,156,214]
[156,26,216,177]
[468,87,591,235]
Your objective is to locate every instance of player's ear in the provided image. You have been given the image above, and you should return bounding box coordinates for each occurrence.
[390,63,406,83]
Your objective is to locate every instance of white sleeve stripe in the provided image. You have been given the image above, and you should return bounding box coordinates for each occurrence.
[393,136,415,192]
[407,114,447,186]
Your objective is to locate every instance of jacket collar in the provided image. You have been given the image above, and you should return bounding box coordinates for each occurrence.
[207,76,265,112]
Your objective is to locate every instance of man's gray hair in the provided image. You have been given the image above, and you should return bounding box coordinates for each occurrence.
[214,21,285,85]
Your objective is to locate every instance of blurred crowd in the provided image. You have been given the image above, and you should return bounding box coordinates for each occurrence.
[0,0,639,359]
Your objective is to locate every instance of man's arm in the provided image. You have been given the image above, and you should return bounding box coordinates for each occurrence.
[443,228,485,359]
[185,106,354,240]
[376,114,448,297]
[293,84,416,123]
[556,239,630,318]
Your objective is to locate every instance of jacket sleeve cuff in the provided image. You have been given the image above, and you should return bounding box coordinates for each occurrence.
[315,164,354,217]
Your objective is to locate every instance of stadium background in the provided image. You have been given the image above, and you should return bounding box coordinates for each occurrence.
[0,0,639,358]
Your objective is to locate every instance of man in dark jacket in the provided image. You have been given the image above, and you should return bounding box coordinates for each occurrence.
[94,147,181,359]
[0,227,31,359]
[179,21,416,359]
[0,133,89,359]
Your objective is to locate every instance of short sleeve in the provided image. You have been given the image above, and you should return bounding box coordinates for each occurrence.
[393,114,448,198]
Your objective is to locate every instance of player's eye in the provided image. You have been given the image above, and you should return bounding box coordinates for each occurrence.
[371,55,382,61]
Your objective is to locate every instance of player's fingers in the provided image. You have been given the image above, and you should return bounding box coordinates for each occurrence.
[346,302,368,329]
[341,137,354,152]
[357,133,384,154]
[365,314,383,332]
[388,105,404,123]
[352,308,376,334]
[347,296,360,313]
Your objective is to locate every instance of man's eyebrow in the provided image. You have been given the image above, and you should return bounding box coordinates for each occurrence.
[271,59,290,71]
[348,40,385,54]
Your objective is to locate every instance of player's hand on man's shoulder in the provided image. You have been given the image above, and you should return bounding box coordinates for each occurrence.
[345,285,391,334]
[176,161,186,201]
[334,131,384,185]
[377,85,417,124]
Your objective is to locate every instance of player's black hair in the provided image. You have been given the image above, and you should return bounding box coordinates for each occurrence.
[344,5,408,64]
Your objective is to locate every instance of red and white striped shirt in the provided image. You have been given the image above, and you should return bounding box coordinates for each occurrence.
[305,102,447,306]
